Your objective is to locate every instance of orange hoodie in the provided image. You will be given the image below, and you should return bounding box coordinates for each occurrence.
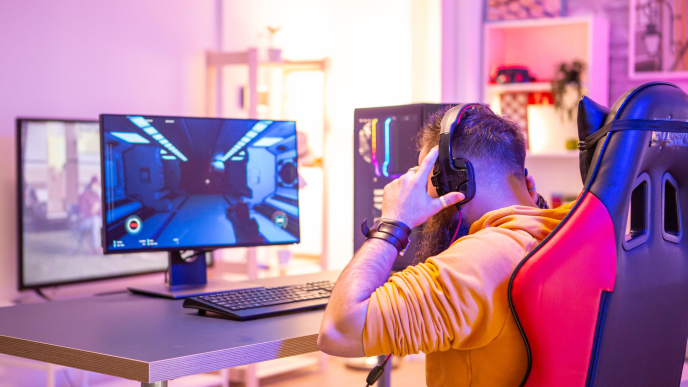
[363,202,574,387]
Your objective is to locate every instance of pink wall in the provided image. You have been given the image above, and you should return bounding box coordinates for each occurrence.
[0,0,217,302]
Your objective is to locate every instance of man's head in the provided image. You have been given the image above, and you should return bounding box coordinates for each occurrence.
[413,104,531,264]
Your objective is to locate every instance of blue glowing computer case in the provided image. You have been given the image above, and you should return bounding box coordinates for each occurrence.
[353,104,453,270]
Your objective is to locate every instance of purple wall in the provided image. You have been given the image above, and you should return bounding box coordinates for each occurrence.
[0,0,217,301]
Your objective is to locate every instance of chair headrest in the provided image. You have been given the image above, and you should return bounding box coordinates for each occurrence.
[577,96,610,184]
[606,81,687,122]
[577,82,688,186]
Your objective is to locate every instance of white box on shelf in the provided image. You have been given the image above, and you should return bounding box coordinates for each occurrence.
[527,104,578,154]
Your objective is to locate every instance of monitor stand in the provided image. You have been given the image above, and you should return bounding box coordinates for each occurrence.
[127,250,261,299]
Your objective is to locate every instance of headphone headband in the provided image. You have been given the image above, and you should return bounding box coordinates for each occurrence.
[439,104,474,135]
[432,103,490,207]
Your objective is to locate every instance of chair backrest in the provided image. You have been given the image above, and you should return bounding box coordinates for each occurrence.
[509,82,688,386]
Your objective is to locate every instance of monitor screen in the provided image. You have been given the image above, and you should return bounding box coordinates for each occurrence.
[17,118,168,289]
[100,115,300,253]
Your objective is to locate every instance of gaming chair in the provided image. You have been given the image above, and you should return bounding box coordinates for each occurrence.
[509,82,688,386]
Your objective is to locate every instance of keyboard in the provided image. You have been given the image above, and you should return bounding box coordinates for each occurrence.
[183,280,334,320]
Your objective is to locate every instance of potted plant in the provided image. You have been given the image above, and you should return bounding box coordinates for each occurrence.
[551,60,585,121]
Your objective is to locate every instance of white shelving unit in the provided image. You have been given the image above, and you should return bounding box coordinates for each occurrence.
[483,16,609,204]
[526,150,579,159]
[203,48,329,387]
[486,81,555,94]
[483,16,609,107]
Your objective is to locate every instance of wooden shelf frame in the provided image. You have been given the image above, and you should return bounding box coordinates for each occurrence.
[205,48,329,119]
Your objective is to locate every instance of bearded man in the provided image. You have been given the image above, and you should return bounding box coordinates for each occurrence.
[318,105,574,386]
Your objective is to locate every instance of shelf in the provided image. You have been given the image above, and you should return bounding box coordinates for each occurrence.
[486,82,589,95]
[486,82,552,93]
[484,16,596,30]
[259,60,327,72]
[526,150,578,159]
[482,16,609,106]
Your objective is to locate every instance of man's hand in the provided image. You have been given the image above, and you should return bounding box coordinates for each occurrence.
[381,146,465,229]
[526,174,538,203]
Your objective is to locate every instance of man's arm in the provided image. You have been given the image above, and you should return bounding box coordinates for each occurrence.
[318,146,463,357]
[316,238,398,357]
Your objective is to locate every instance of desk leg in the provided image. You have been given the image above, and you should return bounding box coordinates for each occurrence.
[245,363,259,387]
[377,355,391,387]
[46,364,55,387]
[141,382,167,387]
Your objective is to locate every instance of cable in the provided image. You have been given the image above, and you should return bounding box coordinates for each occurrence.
[449,206,463,246]
[62,368,76,387]
[365,354,392,387]
[34,288,53,302]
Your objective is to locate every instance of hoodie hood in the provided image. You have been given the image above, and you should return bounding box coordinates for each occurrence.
[468,201,575,243]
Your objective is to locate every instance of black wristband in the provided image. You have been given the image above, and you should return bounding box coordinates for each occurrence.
[361,218,412,255]
[377,218,412,235]
[366,231,405,251]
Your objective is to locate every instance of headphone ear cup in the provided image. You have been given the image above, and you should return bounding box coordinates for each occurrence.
[431,159,444,196]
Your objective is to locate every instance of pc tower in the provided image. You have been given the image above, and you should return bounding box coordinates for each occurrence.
[100,114,300,298]
[353,104,453,270]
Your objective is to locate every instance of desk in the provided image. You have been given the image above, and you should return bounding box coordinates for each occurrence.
[0,271,342,386]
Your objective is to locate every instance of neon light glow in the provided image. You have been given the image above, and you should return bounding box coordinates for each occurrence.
[382,117,391,177]
[371,118,381,177]
[128,116,149,128]
[162,155,177,160]
[253,137,283,147]
[220,120,273,161]
[110,132,150,144]
[126,116,188,162]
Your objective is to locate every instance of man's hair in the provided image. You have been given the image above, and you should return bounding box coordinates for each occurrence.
[412,105,527,264]
[416,105,526,179]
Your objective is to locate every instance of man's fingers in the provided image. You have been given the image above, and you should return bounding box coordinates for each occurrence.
[443,192,465,206]
[416,146,439,180]
[403,167,418,179]
[434,192,465,212]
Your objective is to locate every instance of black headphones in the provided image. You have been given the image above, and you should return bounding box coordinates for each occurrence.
[431,103,491,207]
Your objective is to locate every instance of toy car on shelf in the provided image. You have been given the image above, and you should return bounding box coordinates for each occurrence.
[490,65,535,83]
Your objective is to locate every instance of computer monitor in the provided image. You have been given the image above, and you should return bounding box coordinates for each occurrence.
[100,114,300,298]
[17,118,169,290]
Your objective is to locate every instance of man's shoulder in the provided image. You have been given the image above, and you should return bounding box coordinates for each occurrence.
[429,226,535,269]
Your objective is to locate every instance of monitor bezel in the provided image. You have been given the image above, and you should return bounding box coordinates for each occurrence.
[99,113,301,255]
[16,117,172,291]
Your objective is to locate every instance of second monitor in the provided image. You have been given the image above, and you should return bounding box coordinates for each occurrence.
[100,115,300,255]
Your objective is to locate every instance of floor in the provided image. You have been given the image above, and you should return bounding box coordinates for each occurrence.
[261,357,425,387]
[2,353,688,386]
[156,194,237,246]
[0,356,426,387]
